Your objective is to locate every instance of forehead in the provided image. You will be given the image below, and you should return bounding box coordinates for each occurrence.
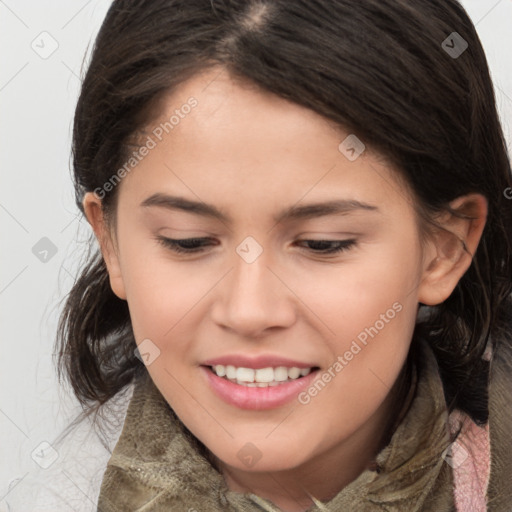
[152,67,344,159]
[119,68,414,223]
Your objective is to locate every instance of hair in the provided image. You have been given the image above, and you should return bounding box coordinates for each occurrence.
[56,0,512,438]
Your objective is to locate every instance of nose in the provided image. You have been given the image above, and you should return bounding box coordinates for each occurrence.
[210,244,296,338]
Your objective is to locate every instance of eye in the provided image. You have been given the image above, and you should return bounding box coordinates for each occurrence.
[155,236,356,256]
[155,236,215,254]
[295,239,357,254]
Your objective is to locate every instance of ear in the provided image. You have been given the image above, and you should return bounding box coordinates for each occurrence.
[417,193,487,306]
[82,192,127,300]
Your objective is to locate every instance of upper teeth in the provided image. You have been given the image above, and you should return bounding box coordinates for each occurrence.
[212,365,311,385]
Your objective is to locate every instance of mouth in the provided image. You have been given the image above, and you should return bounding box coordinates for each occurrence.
[206,364,319,387]
[200,364,321,410]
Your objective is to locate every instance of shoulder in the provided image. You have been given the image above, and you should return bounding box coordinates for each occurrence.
[1,383,134,512]
[487,333,512,511]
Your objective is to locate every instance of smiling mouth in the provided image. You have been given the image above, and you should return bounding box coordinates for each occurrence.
[206,364,320,388]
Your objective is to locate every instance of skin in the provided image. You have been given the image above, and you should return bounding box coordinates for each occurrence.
[83,67,487,512]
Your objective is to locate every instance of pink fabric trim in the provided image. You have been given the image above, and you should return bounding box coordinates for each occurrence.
[447,409,491,512]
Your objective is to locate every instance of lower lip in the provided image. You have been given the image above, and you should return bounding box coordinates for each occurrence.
[200,366,319,410]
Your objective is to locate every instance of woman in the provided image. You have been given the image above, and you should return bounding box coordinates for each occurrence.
[6,1,512,510]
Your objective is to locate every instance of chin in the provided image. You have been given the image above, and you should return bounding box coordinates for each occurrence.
[209,439,312,473]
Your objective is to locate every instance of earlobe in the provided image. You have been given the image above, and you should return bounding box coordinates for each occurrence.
[417,193,487,306]
[82,192,127,300]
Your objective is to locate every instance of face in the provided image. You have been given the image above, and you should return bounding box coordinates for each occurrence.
[84,67,446,475]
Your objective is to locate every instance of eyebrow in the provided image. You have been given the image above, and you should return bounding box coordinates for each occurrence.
[140,193,379,224]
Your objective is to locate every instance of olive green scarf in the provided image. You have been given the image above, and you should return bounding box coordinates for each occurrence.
[97,339,481,512]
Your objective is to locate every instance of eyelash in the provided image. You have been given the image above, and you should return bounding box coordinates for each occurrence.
[155,236,357,256]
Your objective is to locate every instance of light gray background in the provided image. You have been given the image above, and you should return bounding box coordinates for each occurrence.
[1,0,511,498]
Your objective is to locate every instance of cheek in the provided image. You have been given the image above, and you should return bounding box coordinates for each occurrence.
[300,237,420,344]
[294,237,419,408]
[123,259,209,343]
[292,294,415,457]
[116,230,199,341]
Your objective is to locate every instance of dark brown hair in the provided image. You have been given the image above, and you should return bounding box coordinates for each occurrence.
[56,0,512,433]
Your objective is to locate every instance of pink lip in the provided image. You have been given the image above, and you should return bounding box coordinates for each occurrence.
[202,354,315,369]
[200,366,319,410]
